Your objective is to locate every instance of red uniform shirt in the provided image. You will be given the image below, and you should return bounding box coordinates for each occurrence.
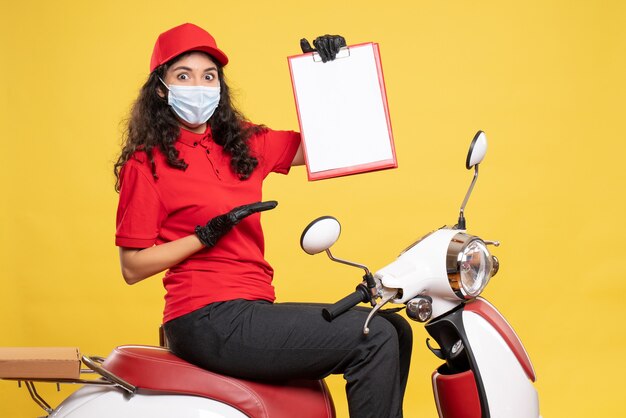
[115,126,301,322]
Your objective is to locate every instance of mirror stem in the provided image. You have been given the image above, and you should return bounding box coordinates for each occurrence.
[457,165,479,230]
[325,249,371,276]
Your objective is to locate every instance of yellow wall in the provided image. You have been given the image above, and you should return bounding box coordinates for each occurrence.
[1,1,625,417]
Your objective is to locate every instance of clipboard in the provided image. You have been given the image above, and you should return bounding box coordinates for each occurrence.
[288,42,397,181]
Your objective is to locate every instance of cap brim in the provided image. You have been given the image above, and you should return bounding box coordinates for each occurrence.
[188,45,229,66]
[153,45,229,72]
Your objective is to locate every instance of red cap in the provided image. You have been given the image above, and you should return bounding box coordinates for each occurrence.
[149,23,229,72]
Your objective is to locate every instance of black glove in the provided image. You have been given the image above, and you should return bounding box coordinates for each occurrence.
[300,35,347,62]
[195,201,278,247]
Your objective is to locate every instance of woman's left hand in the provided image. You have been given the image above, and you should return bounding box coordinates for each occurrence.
[300,35,347,62]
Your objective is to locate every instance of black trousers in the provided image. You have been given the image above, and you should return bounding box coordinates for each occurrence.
[164,299,413,418]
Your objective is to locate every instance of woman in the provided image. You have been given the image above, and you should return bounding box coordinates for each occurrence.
[114,23,412,418]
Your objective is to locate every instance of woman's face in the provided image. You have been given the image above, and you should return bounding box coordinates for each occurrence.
[163,51,220,88]
[160,51,220,132]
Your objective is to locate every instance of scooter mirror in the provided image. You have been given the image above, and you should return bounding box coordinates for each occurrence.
[466,131,488,169]
[300,216,341,255]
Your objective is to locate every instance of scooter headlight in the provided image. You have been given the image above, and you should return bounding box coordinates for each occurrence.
[447,233,495,299]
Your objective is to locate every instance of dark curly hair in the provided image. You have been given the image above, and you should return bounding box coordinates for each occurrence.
[114,52,264,191]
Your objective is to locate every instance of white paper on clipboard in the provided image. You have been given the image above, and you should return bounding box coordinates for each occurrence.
[288,42,397,180]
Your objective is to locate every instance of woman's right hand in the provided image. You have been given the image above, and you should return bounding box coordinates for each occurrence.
[300,35,347,62]
[195,201,278,247]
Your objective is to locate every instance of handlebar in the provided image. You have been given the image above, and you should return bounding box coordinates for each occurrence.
[322,284,371,322]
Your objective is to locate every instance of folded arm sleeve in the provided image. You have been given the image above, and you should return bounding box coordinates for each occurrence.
[115,162,167,248]
[259,129,302,177]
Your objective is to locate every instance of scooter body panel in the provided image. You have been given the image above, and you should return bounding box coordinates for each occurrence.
[432,369,482,418]
[462,310,539,417]
[464,298,535,382]
[427,298,540,418]
[49,385,247,418]
[376,228,463,317]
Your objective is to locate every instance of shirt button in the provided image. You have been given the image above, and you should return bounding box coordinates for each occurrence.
[193,142,198,146]
[206,149,210,154]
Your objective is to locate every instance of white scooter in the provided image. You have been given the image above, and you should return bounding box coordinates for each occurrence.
[3,131,539,418]
[300,131,540,417]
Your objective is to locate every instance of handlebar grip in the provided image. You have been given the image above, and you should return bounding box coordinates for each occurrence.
[322,285,371,322]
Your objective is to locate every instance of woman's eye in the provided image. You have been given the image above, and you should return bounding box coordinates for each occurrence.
[205,74,215,81]
[177,74,189,80]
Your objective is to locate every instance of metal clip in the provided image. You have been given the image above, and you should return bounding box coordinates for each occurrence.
[312,46,351,62]
[82,355,136,394]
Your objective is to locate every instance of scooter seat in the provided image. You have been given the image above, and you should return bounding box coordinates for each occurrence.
[102,345,335,418]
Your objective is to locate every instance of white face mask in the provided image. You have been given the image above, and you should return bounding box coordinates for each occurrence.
[160,78,221,125]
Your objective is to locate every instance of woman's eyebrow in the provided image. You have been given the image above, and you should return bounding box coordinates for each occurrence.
[171,65,218,72]
[171,65,193,72]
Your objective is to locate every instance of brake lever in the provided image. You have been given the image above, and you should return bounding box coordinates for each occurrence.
[363,292,396,335]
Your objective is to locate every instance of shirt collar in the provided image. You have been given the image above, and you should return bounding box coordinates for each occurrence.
[177,125,212,147]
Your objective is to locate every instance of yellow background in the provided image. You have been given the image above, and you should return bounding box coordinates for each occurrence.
[1,0,625,417]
